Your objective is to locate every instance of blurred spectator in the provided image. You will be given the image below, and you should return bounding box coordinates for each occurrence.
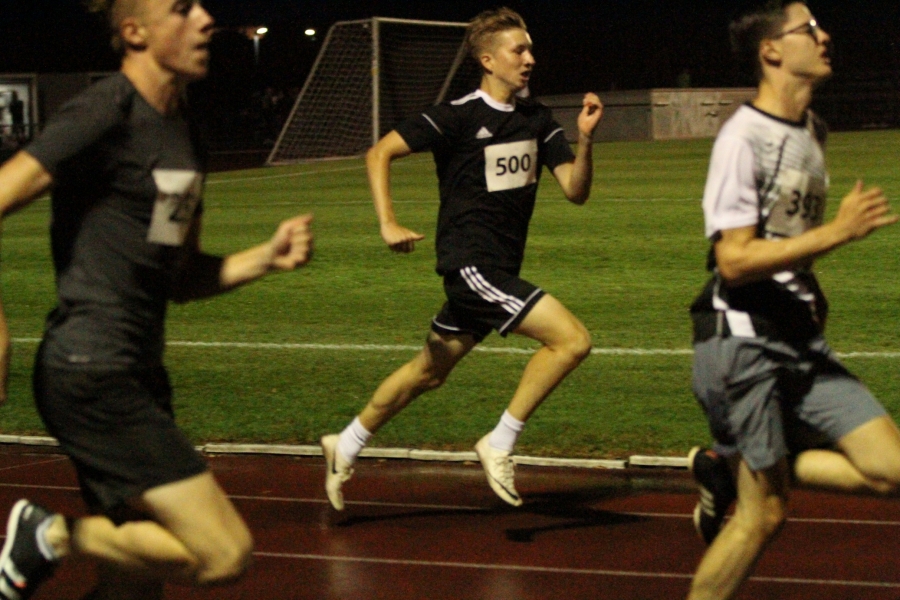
[9,92,25,144]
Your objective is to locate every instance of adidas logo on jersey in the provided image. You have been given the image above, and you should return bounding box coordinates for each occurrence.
[476,127,494,139]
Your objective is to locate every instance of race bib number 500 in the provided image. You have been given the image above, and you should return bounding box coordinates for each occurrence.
[148,169,203,246]
[484,139,538,192]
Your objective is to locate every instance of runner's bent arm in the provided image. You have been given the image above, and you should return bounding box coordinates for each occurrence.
[0,151,55,404]
[716,181,897,286]
[552,93,603,205]
[367,131,424,253]
[170,213,314,302]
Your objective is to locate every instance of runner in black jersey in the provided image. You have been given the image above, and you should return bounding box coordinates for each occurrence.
[686,4,900,599]
[321,7,603,509]
[0,2,313,599]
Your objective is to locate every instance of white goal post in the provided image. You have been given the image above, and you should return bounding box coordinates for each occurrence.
[267,17,481,165]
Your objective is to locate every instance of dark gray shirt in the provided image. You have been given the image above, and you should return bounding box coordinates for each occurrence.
[26,73,205,368]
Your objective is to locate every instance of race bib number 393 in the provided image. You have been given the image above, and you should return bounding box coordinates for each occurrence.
[484,139,538,192]
[148,169,203,246]
[765,168,826,238]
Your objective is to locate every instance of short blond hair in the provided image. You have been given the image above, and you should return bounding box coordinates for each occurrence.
[85,0,144,55]
[465,7,527,63]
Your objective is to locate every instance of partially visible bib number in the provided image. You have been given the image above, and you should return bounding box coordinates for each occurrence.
[765,168,826,238]
[484,139,538,192]
[148,169,203,246]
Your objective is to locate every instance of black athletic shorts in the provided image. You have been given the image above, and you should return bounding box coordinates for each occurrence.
[431,266,545,342]
[33,347,208,515]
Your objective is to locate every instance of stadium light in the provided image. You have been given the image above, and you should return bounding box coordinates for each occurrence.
[304,28,316,37]
[251,26,268,66]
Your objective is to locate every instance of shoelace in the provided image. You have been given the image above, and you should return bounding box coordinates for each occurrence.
[491,455,516,485]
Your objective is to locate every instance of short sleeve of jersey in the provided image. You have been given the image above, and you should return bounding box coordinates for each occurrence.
[26,75,130,177]
[540,117,575,172]
[394,104,457,153]
[702,133,758,239]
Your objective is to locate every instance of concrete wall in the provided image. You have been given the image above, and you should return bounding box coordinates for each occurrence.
[540,88,756,143]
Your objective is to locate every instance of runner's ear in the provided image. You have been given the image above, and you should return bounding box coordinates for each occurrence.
[120,16,149,51]
[759,38,783,69]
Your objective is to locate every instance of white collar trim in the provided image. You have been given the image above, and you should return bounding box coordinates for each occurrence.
[475,89,515,112]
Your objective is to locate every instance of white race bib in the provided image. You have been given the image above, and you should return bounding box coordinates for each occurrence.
[148,169,203,246]
[484,139,538,192]
[765,168,826,238]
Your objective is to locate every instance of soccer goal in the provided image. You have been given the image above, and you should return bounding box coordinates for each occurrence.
[267,17,481,165]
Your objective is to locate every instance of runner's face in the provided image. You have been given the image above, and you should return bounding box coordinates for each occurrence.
[775,3,832,83]
[483,28,535,94]
[141,0,215,80]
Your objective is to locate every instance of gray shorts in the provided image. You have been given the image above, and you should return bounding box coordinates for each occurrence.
[692,335,887,471]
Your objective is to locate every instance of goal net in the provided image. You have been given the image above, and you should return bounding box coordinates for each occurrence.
[267,17,481,165]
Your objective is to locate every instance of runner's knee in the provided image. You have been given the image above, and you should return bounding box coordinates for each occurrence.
[760,504,786,538]
[409,350,458,392]
[556,322,592,365]
[733,497,786,541]
[414,366,451,392]
[861,464,900,496]
[845,429,900,495]
[195,530,253,586]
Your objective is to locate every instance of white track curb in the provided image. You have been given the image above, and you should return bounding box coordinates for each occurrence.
[0,435,692,470]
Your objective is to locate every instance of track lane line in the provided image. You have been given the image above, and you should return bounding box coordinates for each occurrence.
[2,482,897,527]
[0,457,68,473]
[251,552,900,588]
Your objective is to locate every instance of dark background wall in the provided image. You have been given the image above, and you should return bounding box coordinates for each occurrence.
[1,0,898,150]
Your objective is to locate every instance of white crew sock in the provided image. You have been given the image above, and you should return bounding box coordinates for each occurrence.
[35,516,60,561]
[337,417,372,464]
[487,410,525,453]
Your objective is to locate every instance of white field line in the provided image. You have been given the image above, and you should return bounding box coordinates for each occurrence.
[202,196,698,208]
[251,552,900,588]
[205,163,367,185]
[9,338,900,359]
[204,155,430,186]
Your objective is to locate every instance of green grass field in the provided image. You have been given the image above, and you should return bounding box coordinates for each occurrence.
[2,130,899,459]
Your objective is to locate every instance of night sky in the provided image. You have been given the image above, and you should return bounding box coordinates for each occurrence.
[1,1,898,96]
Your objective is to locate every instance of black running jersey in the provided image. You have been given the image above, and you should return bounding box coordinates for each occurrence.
[690,104,829,342]
[394,89,574,275]
[26,73,206,367]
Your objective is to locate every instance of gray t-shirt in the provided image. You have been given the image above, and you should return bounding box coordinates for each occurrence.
[26,73,205,368]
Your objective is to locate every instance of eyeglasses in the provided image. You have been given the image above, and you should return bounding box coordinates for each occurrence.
[775,19,821,42]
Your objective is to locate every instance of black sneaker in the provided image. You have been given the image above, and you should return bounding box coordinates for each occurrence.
[0,500,58,600]
[688,447,736,545]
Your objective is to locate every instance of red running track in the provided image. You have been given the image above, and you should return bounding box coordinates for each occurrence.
[0,444,898,599]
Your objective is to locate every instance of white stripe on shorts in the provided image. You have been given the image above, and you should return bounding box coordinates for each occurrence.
[499,287,543,334]
[460,266,525,315]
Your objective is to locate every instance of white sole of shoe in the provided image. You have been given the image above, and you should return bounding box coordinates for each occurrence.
[321,435,345,511]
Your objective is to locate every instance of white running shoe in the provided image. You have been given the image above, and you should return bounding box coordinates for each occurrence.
[321,434,354,511]
[474,434,523,507]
